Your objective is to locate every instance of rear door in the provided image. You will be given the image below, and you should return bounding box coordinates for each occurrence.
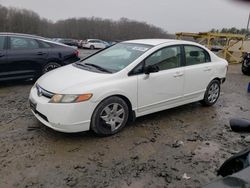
[0,36,8,80]
[7,36,48,79]
[183,45,213,99]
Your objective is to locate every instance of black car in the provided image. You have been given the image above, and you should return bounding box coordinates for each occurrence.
[0,33,80,81]
[242,52,250,75]
[57,38,78,47]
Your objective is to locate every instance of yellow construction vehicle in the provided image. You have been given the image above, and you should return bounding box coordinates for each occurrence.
[176,32,246,63]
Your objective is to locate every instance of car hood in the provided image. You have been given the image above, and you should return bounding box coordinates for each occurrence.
[37,64,112,94]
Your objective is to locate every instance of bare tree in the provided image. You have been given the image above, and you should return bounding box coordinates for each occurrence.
[0,4,171,40]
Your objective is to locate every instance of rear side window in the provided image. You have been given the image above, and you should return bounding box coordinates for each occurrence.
[10,37,39,50]
[0,36,5,50]
[184,45,210,66]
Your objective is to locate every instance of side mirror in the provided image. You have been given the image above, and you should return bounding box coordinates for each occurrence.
[144,65,159,75]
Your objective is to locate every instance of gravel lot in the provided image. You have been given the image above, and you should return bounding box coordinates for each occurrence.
[0,51,250,187]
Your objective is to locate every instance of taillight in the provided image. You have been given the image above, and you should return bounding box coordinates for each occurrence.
[75,50,79,57]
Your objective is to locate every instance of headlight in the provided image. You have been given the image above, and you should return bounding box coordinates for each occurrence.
[49,93,93,103]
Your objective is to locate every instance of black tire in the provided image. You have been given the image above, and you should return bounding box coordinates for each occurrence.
[42,62,61,74]
[90,45,95,50]
[242,61,250,75]
[201,80,221,106]
[91,96,129,136]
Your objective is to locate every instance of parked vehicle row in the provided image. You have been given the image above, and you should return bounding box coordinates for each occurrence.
[0,33,80,81]
[52,38,114,49]
[29,39,228,135]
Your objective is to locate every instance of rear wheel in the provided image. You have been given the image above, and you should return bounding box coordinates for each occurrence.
[42,62,61,74]
[91,97,129,136]
[90,45,95,50]
[201,80,220,106]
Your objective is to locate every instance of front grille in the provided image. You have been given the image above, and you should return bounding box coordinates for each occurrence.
[36,84,54,99]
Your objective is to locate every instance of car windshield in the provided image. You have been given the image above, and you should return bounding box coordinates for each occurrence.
[80,43,152,73]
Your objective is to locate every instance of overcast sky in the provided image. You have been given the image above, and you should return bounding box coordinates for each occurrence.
[0,0,249,33]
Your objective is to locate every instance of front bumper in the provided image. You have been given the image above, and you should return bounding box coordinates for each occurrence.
[29,86,96,133]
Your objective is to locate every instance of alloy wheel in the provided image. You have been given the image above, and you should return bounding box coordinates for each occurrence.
[100,103,125,132]
[207,83,220,103]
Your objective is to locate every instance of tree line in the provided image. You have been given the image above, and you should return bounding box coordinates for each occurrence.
[211,27,250,36]
[0,4,171,41]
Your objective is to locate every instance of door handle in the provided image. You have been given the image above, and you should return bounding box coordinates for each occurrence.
[37,52,46,55]
[0,54,4,58]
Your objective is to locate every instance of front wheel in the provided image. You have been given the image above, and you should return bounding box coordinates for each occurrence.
[91,97,129,136]
[201,80,221,106]
[90,45,95,50]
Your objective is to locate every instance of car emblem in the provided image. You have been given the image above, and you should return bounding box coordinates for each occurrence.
[37,87,42,97]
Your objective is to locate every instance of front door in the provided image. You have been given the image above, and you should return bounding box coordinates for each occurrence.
[137,45,184,115]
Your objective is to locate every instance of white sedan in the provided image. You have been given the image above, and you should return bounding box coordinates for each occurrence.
[29,39,228,135]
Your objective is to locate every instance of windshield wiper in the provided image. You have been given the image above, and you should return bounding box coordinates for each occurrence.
[74,62,88,68]
[85,63,112,73]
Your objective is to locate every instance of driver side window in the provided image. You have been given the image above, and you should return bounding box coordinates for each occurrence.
[145,46,181,71]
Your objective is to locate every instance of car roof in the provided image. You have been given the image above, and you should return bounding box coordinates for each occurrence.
[0,32,77,48]
[0,32,47,40]
[123,39,198,46]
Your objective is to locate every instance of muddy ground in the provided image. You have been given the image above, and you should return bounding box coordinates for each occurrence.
[0,52,250,187]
